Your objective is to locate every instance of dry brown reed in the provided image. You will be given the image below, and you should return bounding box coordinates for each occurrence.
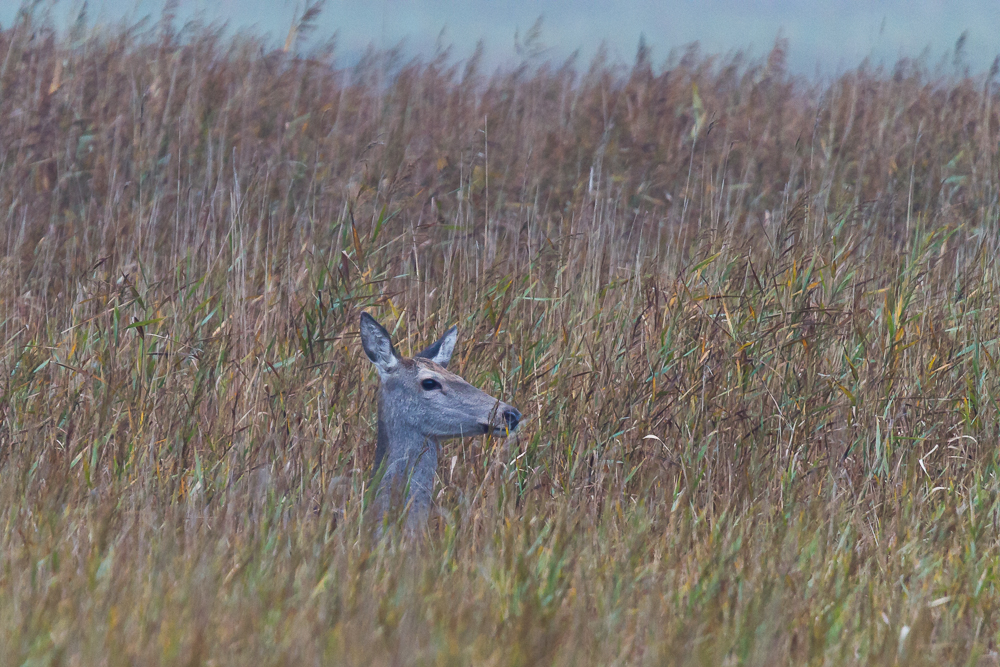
[3,9,1000,665]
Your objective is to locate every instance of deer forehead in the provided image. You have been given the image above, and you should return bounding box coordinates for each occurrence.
[413,358,467,384]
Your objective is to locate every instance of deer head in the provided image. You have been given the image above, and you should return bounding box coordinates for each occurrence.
[360,312,520,440]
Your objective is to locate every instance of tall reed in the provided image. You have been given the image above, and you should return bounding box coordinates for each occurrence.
[2,10,1000,665]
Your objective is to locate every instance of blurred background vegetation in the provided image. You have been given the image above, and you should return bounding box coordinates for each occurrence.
[3,5,1000,665]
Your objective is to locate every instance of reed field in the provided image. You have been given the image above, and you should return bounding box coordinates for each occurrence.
[4,6,1000,665]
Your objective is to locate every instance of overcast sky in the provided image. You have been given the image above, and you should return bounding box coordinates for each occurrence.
[5,1,1000,77]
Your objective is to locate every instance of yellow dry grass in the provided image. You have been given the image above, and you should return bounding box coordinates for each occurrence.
[3,8,1000,665]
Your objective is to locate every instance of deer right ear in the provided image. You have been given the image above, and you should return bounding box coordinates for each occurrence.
[415,325,457,368]
[360,312,400,376]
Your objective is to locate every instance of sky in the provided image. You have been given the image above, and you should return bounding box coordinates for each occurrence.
[4,0,1000,78]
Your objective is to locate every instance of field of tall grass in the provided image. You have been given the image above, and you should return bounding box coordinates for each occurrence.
[3,6,1000,664]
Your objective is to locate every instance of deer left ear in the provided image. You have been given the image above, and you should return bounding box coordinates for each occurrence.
[360,312,401,376]
[415,325,457,367]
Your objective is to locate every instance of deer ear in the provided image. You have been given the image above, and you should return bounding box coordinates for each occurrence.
[415,325,457,368]
[360,312,400,376]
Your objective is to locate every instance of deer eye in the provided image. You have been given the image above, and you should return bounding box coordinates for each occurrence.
[421,378,441,391]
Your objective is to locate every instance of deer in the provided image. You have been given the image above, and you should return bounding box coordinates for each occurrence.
[359,311,521,533]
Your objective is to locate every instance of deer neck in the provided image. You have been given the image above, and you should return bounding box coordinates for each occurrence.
[375,396,438,474]
[374,395,439,529]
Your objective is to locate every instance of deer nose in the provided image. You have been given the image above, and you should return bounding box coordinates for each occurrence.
[503,407,521,430]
